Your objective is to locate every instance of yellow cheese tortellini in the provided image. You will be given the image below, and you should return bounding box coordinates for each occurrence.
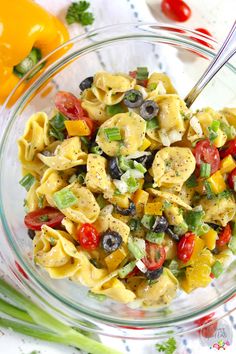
[26,181,41,212]
[148,188,192,210]
[93,212,130,243]
[38,137,87,170]
[85,154,114,198]
[92,72,135,105]
[96,112,146,156]
[152,147,196,192]
[57,182,100,223]
[81,88,110,123]
[200,195,236,226]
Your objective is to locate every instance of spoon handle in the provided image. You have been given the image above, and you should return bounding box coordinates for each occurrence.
[185,21,236,108]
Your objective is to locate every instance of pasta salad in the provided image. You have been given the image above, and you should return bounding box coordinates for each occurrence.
[18,68,236,307]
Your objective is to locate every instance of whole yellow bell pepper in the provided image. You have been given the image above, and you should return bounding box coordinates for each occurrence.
[0,0,69,106]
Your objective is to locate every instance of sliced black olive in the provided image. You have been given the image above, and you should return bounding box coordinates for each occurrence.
[133,152,155,169]
[152,216,168,233]
[101,230,122,252]
[123,89,143,108]
[145,267,163,280]
[108,157,123,179]
[208,223,221,231]
[28,229,36,240]
[212,247,220,255]
[79,76,94,91]
[166,227,179,242]
[116,200,136,216]
[140,100,159,120]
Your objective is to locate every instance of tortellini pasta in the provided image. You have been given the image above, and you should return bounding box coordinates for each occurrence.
[81,89,110,123]
[200,195,236,226]
[92,277,136,303]
[152,147,196,192]
[92,72,135,105]
[96,112,146,156]
[38,137,87,170]
[93,212,130,243]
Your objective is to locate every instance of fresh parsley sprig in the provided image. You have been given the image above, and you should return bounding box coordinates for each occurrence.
[156,337,177,354]
[66,1,95,26]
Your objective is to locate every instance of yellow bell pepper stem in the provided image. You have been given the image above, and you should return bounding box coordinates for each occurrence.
[0,0,69,105]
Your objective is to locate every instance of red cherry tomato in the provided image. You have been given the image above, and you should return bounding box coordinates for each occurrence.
[77,223,100,250]
[55,91,85,120]
[142,242,166,271]
[127,266,140,278]
[227,167,236,189]
[177,232,195,263]
[192,28,214,49]
[216,224,231,247]
[24,207,64,231]
[193,139,220,175]
[161,0,191,22]
[220,138,236,159]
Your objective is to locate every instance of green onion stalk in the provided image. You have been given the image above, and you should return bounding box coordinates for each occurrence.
[0,278,122,354]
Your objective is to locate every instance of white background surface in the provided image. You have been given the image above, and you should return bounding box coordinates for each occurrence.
[1,0,236,353]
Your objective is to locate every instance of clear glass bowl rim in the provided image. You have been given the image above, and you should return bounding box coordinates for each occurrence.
[0,23,236,329]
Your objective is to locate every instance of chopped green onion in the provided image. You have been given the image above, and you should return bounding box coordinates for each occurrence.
[184,210,205,231]
[49,112,66,141]
[200,163,211,178]
[128,218,141,231]
[147,82,157,91]
[208,127,218,142]
[118,261,136,278]
[77,172,86,184]
[211,120,220,132]
[146,231,164,244]
[126,176,139,193]
[196,223,210,236]
[53,189,78,209]
[186,174,198,188]
[146,117,159,130]
[104,127,122,141]
[128,237,146,260]
[173,222,188,236]
[106,103,126,116]
[136,67,149,80]
[168,259,185,278]
[96,194,107,209]
[80,136,90,153]
[204,180,215,199]
[87,291,107,302]
[19,173,35,191]
[68,174,77,184]
[220,121,236,140]
[211,261,224,278]
[90,145,103,155]
[133,161,147,174]
[118,156,133,171]
[141,215,155,230]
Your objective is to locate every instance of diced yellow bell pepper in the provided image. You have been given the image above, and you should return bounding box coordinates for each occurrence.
[139,137,151,151]
[182,263,212,293]
[132,189,149,212]
[112,213,130,224]
[104,247,128,272]
[220,155,236,174]
[207,170,226,194]
[144,201,163,215]
[213,129,227,148]
[201,228,218,250]
[65,120,91,136]
[110,194,131,209]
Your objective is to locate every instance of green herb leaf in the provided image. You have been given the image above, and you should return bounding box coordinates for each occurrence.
[155,337,177,354]
[53,189,78,209]
[49,112,66,141]
[19,173,35,191]
[185,174,198,188]
[66,1,94,27]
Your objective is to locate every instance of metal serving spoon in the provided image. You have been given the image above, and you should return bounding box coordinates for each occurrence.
[185,21,236,108]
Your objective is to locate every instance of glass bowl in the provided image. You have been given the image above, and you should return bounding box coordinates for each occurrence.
[0,23,236,340]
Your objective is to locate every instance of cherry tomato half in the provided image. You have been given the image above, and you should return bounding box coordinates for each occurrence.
[24,207,64,231]
[161,0,191,22]
[177,232,195,263]
[142,242,166,271]
[55,91,85,120]
[216,224,231,247]
[220,138,236,159]
[77,223,100,250]
[193,139,220,176]
[227,167,236,189]
[193,28,214,49]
